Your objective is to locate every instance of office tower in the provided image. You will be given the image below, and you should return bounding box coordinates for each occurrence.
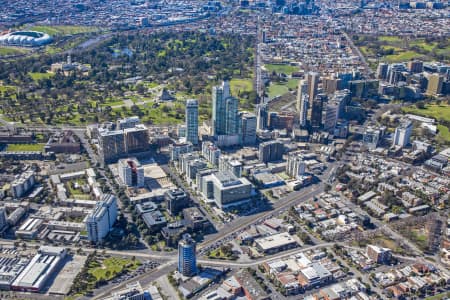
[99,129,125,164]
[212,81,230,136]
[286,154,306,178]
[311,94,326,131]
[256,103,268,130]
[258,140,284,163]
[178,234,197,277]
[165,189,189,216]
[86,194,118,243]
[117,116,140,130]
[297,79,309,128]
[202,141,221,166]
[297,94,309,128]
[185,99,199,145]
[268,111,295,131]
[363,126,382,149]
[322,101,339,131]
[118,158,144,187]
[323,77,341,94]
[392,121,413,148]
[239,112,257,145]
[212,81,239,137]
[426,73,443,96]
[376,63,389,80]
[0,207,7,230]
[124,124,149,153]
[296,80,308,112]
[225,96,239,135]
[99,119,149,164]
[387,64,407,85]
[307,72,319,103]
[407,60,423,73]
[199,171,252,208]
[219,156,243,178]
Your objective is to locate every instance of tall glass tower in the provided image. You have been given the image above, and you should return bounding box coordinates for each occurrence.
[178,234,197,276]
[185,99,199,145]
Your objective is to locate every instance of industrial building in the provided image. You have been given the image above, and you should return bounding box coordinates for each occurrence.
[11,246,67,292]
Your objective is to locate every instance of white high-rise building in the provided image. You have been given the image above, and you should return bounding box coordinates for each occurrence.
[202,141,221,166]
[392,121,413,148]
[286,154,306,178]
[118,158,144,187]
[322,102,339,131]
[86,194,118,243]
[185,99,199,145]
[296,80,308,116]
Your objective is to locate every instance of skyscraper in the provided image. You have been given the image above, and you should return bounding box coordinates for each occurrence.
[212,81,230,136]
[239,112,257,145]
[296,80,308,112]
[426,73,443,96]
[311,94,326,131]
[185,99,199,145]
[296,79,309,128]
[178,234,197,277]
[256,103,268,130]
[212,81,240,137]
[307,72,319,103]
[376,62,389,80]
[225,96,239,135]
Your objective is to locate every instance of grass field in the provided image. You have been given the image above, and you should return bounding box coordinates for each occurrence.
[437,124,450,144]
[7,144,44,152]
[264,63,299,75]
[0,47,27,56]
[402,103,450,143]
[354,35,450,63]
[230,78,253,95]
[88,257,140,281]
[402,103,450,122]
[426,292,450,300]
[27,25,100,36]
[384,50,423,62]
[28,72,54,81]
[378,36,403,43]
[268,83,290,99]
[287,79,298,89]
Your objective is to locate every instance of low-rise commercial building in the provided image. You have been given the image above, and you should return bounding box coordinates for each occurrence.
[255,233,298,254]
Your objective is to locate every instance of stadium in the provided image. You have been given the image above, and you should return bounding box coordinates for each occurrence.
[0,31,53,47]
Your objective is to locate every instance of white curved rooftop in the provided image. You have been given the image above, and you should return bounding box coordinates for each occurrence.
[0,31,52,47]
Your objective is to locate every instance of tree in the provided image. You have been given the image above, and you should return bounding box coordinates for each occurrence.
[415,101,425,109]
